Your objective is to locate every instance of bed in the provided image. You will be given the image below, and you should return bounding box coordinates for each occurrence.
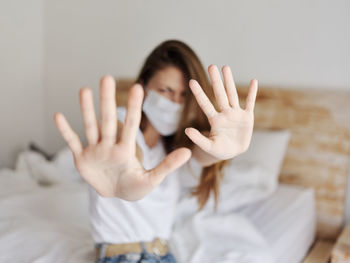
[0,166,315,263]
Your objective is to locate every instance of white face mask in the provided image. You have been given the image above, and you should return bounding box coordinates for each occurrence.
[142,89,184,136]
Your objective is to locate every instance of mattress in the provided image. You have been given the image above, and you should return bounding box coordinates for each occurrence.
[237,183,316,263]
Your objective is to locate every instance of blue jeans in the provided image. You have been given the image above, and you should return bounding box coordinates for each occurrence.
[95,242,177,263]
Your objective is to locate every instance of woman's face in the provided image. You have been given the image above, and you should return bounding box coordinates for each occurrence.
[145,66,187,104]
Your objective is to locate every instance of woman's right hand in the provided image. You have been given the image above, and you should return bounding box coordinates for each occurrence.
[53,76,191,201]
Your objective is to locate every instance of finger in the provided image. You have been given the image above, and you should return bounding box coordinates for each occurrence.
[147,147,191,188]
[222,65,240,108]
[245,79,258,112]
[120,84,144,148]
[208,64,230,111]
[100,75,117,146]
[184,127,212,153]
[80,87,99,145]
[53,112,83,156]
[189,79,217,118]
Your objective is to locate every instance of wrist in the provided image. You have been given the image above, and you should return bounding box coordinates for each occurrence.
[192,144,220,167]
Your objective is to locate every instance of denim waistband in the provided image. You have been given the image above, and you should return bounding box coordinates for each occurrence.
[95,241,148,260]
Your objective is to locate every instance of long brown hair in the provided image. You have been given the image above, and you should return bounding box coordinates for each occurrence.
[135,39,227,210]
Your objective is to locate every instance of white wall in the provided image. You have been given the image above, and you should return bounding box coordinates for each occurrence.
[43,0,350,154]
[0,0,45,168]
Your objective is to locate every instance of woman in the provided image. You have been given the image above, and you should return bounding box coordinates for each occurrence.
[53,40,257,263]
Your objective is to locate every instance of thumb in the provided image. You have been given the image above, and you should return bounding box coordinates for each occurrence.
[147,147,191,188]
[185,127,212,153]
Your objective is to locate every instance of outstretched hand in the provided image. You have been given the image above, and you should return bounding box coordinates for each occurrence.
[185,65,258,160]
[54,76,191,200]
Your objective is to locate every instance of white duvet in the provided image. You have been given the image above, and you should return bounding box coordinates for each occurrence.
[0,148,276,263]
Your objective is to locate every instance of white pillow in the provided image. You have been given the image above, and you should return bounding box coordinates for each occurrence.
[15,147,83,185]
[218,129,291,210]
[178,129,291,211]
[230,129,291,178]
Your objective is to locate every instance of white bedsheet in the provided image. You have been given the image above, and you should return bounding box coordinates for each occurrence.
[0,169,94,262]
[168,185,316,263]
[169,206,274,263]
[238,184,316,263]
[0,150,316,263]
[237,184,316,263]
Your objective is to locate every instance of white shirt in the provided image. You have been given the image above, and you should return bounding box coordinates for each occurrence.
[88,107,181,244]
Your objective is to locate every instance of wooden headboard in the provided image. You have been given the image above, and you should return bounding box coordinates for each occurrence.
[115,79,350,240]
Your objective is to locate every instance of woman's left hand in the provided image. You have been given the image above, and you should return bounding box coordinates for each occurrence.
[185,65,258,160]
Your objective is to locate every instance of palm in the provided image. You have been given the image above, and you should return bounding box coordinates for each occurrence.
[73,144,146,200]
[54,76,191,200]
[207,108,254,159]
[185,65,258,160]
